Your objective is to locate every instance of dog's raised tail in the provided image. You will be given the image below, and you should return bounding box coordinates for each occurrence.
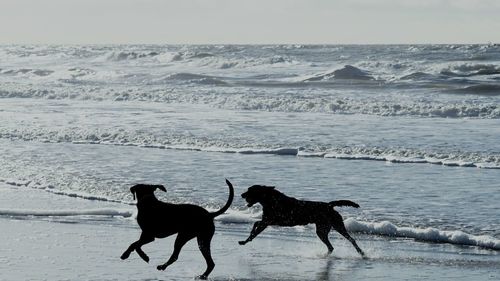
[210,179,235,218]
[329,200,360,208]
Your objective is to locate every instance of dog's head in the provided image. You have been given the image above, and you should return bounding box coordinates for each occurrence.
[130,184,166,201]
[241,185,276,207]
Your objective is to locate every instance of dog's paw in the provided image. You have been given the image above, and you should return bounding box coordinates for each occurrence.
[120,253,130,260]
[238,241,247,245]
[317,251,333,259]
[157,264,167,271]
[196,274,208,280]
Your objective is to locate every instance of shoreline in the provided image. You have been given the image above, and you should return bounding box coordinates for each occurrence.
[1,183,498,280]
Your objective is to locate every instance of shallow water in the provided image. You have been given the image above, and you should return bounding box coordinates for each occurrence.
[1,137,499,245]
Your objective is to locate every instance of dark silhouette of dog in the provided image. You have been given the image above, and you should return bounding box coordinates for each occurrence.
[239,185,364,257]
[121,179,234,280]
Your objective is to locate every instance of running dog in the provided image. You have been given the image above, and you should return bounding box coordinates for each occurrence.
[239,185,364,257]
[121,179,234,279]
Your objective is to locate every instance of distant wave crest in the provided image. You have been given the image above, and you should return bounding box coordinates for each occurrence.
[105,51,159,61]
[451,84,500,96]
[1,68,54,77]
[303,65,374,81]
[157,72,228,85]
[441,64,500,77]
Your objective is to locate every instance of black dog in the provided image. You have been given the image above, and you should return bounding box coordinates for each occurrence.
[239,185,364,257]
[121,179,234,279]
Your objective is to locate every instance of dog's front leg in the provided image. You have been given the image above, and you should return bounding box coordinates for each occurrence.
[121,233,155,263]
[239,221,268,245]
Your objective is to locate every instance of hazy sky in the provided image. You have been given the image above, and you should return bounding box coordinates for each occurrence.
[1,0,499,44]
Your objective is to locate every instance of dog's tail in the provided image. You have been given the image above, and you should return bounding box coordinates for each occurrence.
[329,200,360,208]
[210,179,235,218]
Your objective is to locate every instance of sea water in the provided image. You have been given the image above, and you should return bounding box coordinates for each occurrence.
[0,45,499,279]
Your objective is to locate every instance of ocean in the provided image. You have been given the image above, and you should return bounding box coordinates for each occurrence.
[0,44,499,280]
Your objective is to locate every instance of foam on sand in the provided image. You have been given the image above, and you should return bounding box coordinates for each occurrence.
[0,208,133,218]
[345,218,500,250]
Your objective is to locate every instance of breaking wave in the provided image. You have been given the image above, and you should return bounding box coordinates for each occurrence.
[345,219,500,250]
[441,64,500,77]
[0,68,54,76]
[157,51,298,69]
[105,51,160,61]
[1,85,499,118]
[157,72,228,85]
[0,128,498,169]
[450,84,500,96]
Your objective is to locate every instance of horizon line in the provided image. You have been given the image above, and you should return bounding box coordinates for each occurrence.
[1,41,498,46]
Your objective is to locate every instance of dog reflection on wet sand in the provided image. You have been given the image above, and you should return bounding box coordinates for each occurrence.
[239,185,365,257]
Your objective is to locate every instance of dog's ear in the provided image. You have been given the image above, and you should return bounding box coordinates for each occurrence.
[156,185,167,192]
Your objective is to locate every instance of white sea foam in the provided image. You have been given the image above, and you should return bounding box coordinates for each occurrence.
[215,209,261,224]
[161,51,298,69]
[45,189,133,205]
[0,208,133,217]
[345,218,500,250]
[2,83,499,118]
[0,177,133,205]
[1,127,498,169]
[321,151,500,169]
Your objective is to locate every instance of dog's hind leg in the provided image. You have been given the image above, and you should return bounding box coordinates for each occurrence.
[239,221,268,245]
[196,230,215,280]
[333,222,365,257]
[121,233,155,262]
[157,233,194,271]
[315,224,334,253]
